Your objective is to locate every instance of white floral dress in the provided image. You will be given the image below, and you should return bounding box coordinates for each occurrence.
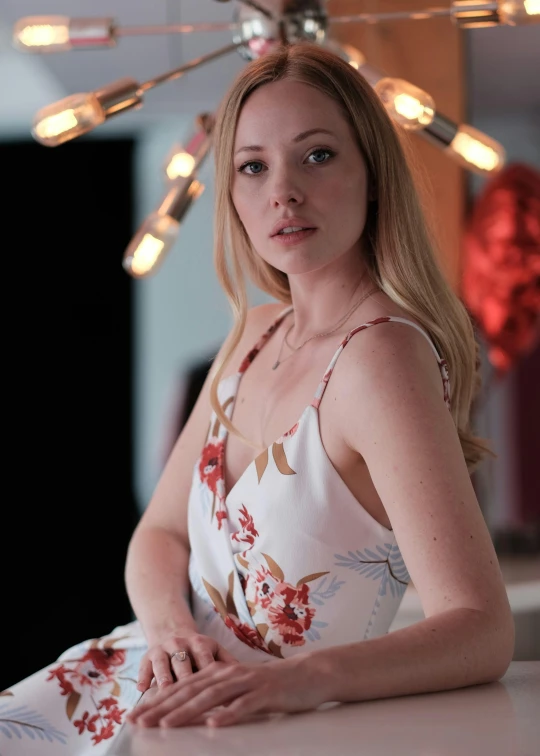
[188,307,451,662]
[1,308,450,754]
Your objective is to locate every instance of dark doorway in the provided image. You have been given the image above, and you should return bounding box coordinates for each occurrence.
[2,137,138,691]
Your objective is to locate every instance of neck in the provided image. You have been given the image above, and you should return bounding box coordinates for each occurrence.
[287,250,372,343]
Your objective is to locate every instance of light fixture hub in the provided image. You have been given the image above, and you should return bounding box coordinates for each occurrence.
[232,0,328,61]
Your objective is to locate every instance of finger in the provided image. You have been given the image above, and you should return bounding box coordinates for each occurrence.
[137,657,154,692]
[207,692,263,727]
[129,680,205,725]
[152,651,176,688]
[171,651,194,680]
[129,672,242,726]
[158,680,250,728]
[189,641,216,671]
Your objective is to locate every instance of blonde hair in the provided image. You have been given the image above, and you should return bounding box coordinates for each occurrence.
[209,42,491,471]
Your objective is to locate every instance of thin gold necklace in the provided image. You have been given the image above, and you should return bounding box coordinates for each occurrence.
[272,285,378,370]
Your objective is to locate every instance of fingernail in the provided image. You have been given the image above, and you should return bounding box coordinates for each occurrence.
[157,676,170,686]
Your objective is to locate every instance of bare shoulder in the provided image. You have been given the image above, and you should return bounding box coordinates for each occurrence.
[220,301,289,379]
[335,297,445,406]
[246,301,289,334]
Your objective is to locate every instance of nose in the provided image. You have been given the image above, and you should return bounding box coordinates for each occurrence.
[269,167,304,208]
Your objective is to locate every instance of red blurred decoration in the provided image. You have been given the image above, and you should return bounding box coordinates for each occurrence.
[461,162,540,376]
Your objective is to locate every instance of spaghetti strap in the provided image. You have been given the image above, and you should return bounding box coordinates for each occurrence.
[236,305,293,375]
[311,316,451,410]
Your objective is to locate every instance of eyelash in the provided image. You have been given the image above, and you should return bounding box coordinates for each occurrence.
[237,147,336,176]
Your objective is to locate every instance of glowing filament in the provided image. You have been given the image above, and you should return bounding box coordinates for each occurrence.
[130,234,166,277]
[450,128,505,173]
[166,152,196,180]
[13,16,70,51]
[375,78,435,129]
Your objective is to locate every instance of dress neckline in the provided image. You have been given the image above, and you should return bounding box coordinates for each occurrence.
[220,308,448,503]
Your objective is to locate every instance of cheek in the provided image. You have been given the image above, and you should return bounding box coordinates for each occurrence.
[322,173,368,228]
[231,183,260,231]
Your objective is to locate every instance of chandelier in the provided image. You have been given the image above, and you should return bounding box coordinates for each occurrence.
[11,0,540,278]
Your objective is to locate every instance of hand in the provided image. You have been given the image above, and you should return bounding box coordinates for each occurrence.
[128,656,329,728]
[137,633,238,693]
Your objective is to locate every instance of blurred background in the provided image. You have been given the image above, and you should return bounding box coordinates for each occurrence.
[1,0,538,692]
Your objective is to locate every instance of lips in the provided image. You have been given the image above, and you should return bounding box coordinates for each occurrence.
[270,217,317,237]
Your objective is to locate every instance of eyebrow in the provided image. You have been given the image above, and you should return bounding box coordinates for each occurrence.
[234,128,336,156]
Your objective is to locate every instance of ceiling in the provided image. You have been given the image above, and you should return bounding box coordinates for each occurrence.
[0,0,538,129]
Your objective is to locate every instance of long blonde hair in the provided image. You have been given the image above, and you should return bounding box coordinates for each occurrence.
[209,42,490,471]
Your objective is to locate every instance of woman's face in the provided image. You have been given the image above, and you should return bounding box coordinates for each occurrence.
[231,78,370,276]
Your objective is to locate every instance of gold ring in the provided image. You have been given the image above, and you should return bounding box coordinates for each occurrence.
[171,650,188,662]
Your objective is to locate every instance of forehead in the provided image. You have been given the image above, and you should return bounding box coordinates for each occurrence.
[233,79,349,146]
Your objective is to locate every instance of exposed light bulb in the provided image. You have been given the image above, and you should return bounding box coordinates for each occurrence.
[448,125,505,174]
[165,148,196,180]
[375,78,435,129]
[498,0,540,24]
[13,16,70,51]
[123,178,205,278]
[123,214,181,278]
[13,16,116,52]
[33,93,106,146]
[32,78,142,146]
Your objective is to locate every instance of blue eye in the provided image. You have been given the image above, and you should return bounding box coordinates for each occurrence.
[238,161,264,175]
[237,147,335,175]
[308,148,334,163]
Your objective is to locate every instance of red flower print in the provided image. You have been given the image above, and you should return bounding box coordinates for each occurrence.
[198,439,224,496]
[47,665,75,696]
[92,721,115,745]
[70,649,126,689]
[47,651,128,747]
[73,711,99,734]
[215,510,228,530]
[231,504,259,546]
[98,699,126,725]
[246,566,279,610]
[238,347,260,374]
[85,648,125,672]
[275,422,299,445]
[224,615,269,652]
[267,582,314,646]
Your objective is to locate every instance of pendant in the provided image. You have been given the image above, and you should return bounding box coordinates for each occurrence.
[272,360,279,370]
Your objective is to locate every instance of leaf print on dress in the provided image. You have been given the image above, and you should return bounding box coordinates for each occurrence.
[0,703,68,745]
[202,573,271,655]
[334,542,410,598]
[304,575,346,642]
[271,438,296,476]
[254,423,298,483]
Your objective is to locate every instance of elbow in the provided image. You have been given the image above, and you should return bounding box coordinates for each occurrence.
[482,610,516,683]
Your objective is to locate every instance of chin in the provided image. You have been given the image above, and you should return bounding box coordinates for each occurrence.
[257,244,332,276]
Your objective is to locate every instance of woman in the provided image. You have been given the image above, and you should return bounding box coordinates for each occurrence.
[2,43,514,750]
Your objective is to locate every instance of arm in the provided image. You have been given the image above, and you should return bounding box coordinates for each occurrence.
[124,360,215,645]
[127,321,515,728]
[125,303,285,646]
[307,322,515,702]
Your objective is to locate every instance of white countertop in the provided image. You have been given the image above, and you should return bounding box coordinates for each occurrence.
[110,661,539,755]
